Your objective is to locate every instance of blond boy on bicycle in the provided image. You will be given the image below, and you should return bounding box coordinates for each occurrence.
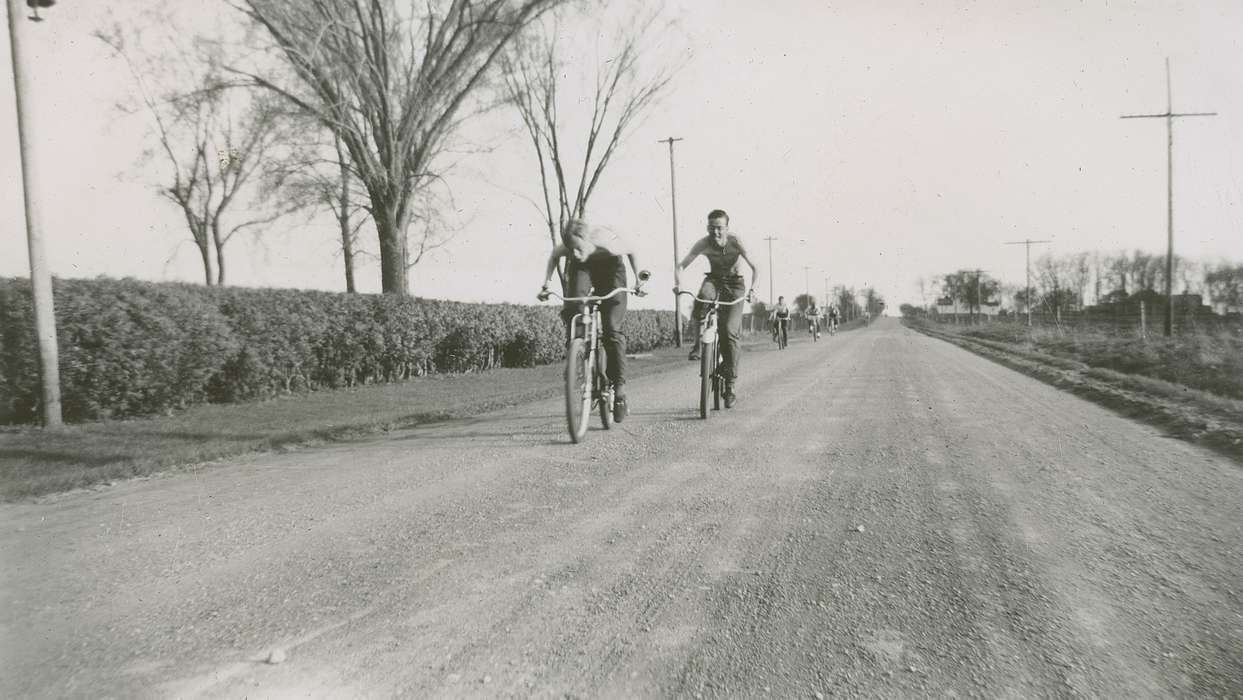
[538,218,649,420]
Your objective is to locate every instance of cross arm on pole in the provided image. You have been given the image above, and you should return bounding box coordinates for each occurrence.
[1121,112,1218,119]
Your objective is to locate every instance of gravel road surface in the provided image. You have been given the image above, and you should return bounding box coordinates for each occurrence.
[2,318,1240,698]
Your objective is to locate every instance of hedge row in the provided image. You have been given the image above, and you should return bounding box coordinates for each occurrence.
[0,278,677,424]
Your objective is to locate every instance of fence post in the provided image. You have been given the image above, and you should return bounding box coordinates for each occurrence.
[1140,301,1147,339]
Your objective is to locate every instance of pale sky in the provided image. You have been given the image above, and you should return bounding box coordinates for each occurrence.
[2,0,1241,311]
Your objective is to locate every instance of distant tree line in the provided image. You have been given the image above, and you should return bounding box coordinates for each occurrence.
[917,252,1243,318]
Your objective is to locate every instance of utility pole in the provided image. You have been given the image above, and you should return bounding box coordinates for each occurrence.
[973,269,985,325]
[1120,58,1217,337]
[1004,239,1050,327]
[763,236,777,304]
[7,0,62,428]
[803,266,809,300]
[823,277,829,309]
[658,136,684,346]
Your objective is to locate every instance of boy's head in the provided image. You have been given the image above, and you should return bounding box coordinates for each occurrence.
[561,218,596,262]
[706,209,729,247]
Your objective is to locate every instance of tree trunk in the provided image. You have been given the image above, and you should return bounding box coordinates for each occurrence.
[339,158,355,294]
[341,214,356,294]
[374,205,408,295]
[194,225,214,286]
[336,138,356,294]
[212,219,227,286]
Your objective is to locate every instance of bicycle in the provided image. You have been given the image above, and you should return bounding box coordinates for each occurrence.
[808,317,820,342]
[541,278,647,443]
[675,288,751,419]
[773,316,790,349]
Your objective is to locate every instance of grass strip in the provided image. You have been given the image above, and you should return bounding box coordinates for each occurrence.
[1,330,819,502]
[909,322,1243,463]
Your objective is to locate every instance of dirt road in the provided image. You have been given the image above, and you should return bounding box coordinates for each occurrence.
[2,318,1240,698]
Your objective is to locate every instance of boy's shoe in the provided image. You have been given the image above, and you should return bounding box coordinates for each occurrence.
[723,380,737,409]
[613,389,628,423]
[687,346,701,361]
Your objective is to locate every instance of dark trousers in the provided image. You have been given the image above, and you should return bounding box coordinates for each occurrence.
[773,318,789,345]
[561,258,628,387]
[692,275,745,381]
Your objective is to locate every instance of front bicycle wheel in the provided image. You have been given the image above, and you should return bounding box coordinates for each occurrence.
[565,338,591,442]
[711,347,721,411]
[699,340,714,419]
[596,347,613,430]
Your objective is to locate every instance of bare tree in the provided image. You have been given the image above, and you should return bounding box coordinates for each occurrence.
[98,25,288,286]
[500,2,681,260]
[263,121,372,293]
[230,0,566,294]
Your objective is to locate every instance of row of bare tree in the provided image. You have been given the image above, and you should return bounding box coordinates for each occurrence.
[920,251,1243,314]
[96,0,681,294]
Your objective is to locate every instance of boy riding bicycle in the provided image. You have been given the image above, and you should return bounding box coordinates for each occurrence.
[806,300,821,339]
[673,209,759,409]
[539,218,649,421]
[770,296,791,347]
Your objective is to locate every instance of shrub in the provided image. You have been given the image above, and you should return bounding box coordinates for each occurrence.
[0,277,678,424]
[0,278,236,421]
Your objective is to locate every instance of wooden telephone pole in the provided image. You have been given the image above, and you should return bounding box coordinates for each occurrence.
[7,0,62,427]
[1120,58,1217,337]
[1003,240,1050,327]
[658,137,684,346]
[763,236,777,304]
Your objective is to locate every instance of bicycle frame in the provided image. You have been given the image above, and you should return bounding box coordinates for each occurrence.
[675,289,749,418]
[543,286,636,442]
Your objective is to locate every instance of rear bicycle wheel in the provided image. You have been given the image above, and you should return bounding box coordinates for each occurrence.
[699,340,713,419]
[596,347,613,430]
[565,338,590,442]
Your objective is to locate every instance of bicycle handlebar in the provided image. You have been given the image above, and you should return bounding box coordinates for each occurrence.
[673,289,751,306]
[541,286,644,303]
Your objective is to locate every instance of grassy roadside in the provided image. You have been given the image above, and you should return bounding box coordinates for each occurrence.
[1,331,819,502]
[906,320,1243,462]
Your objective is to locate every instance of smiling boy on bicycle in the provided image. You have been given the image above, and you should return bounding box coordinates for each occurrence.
[539,218,649,421]
[673,209,760,409]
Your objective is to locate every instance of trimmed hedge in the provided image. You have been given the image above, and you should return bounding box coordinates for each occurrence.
[0,277,677,424]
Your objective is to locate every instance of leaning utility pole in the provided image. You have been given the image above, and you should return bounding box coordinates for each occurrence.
[763,236,777,304]
[7,0,62,427]
[1120,58,1217,337]
[658,136,684,346]
[1004,239,1050,327]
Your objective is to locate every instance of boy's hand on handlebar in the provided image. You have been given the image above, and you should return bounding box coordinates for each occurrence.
[537,285,551,302]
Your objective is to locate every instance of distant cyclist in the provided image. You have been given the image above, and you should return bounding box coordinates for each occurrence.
[770,296,791,348]
[827,305,840,333]
[674,209,759,409]
[806,300,821,340]
[539,218,649,421]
